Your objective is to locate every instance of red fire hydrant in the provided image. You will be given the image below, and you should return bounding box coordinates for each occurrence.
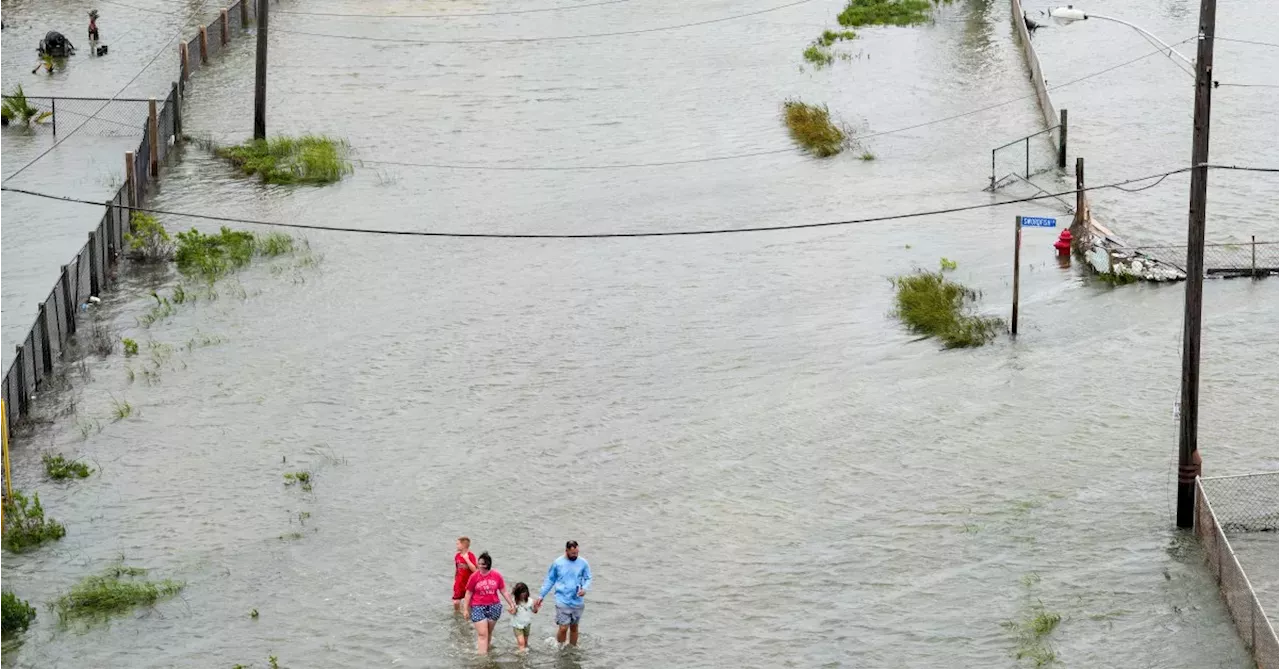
[1053,229,1072,257]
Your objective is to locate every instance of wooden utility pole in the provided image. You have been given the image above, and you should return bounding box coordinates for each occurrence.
[1177,0,1217,529]
[1012,216,1022,336]
[254,0,268,140]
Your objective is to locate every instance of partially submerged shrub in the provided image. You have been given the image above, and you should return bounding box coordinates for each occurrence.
[215,135,352,185]
[803,44,834,66]
[782,100,846,157]
[122,338,139,356]
[2,491,67,553]
[43,454,93,480]
[2,592,37,635]
[838,0,939,27]
[1,85,52,127]
[124,212,175,262]
[51,565,184,623]
[174,227,298,281]
[892,270,1003,348]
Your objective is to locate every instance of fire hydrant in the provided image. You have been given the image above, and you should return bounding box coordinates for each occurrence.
[1053,229,1072,257]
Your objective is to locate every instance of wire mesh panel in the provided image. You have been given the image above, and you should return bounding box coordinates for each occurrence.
[75,245,91,308]
[1196,476,1280,669]
[187,34,203,76]
[158,96,176,159]
[6,97,149,136]
[1133,241,1279,278]
[20,333,36,413]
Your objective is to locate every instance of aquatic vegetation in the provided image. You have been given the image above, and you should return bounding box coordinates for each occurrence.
[283,470,313,492]
[1004,605,1062,666]
[256,232,295,257]
[891,270,1004,348]
[816,28,858,46]
[781,100,846,157]
[215,135,353,185]
[122,338,139,356]
[938,257,958,271]
[1094,269,1139,286]
[174,227,297,282]
[250,608,259,619]
[2,592,37,635]
[124,212,174,262]
[43,454,93,480]
[2,491,67,553]
[838,0,940,28]
[802,44,834,66]
[860,151,876,161]
[51,565,183,623]
[110,396,133,421]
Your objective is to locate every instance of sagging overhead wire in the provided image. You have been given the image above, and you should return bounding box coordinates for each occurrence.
[3,165,1273,240]
[276,0,636,19]
[271,0,817,44]
[350,38,1198,172]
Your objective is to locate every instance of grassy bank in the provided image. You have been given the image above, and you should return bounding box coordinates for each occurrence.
[215,135,352,185]
[782,100,846,157]
[892,270,1003,348]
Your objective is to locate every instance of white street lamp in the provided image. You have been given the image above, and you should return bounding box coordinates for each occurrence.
[1049,5,1194,69]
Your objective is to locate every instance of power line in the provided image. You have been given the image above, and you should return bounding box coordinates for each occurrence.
[276,0,635,19]
[350,38,1197,172]
[1216,36,1280,48]
[5,165,1272,239]
[272,0,817,45]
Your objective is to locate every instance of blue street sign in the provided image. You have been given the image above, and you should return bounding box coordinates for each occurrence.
[1021,216,1057,228]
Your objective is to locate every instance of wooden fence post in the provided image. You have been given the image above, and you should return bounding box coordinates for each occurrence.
[148,98,159,176]
[172,82,182,140]
[60,265,76,336]
[88,231,101,297]
[125,151,136,210]
[199,26,209,64]
[38,304,53,376]
[240,0,249,28]
[105,199,118,262]
[179,42,189,91]
[221,9,230,45]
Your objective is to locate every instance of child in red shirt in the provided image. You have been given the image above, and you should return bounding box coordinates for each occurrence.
[452,537,477,612]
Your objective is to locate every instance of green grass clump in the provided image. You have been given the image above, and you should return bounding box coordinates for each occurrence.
[838,0,939,27]
[174,227,297,282]
[803,45,834,66]
[2,491,67,553]
[1004,605,1062,667]
[215,135,352,185]
[42,454,93,480]
[816,29,858,46]
[782,100,846,157]
[51,565,184,624]
[2,592,37,635]
[892,270,1003,348]
[122,338,139,356]
[1094,269,1139,286]
[283,471,313,492]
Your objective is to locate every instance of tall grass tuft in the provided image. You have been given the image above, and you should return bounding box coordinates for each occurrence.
[782,100,846,157]
[892,270,1003,348]
[51,565,184,624]
[838,0,940,27]
[2,592,37,635]
[215,135,352,185]
[2,491,67,553]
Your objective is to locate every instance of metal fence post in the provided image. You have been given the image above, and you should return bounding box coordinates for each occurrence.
[241,0,249,27]
[88,231,101,297]
[1024,138,1030,179]
[1251,235,1257,278]
[60,265,76,336]
[13,347,26,418]
[38,304,53,376]
[179,42,189,93]
[149,98,159,176]
[51,97,58,135]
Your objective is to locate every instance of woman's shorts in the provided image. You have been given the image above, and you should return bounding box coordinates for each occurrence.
[470,603,504,623]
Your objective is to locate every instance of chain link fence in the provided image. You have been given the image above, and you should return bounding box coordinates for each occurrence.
[1,1,265,441]
[1195,472,1279,669]
[1133,240,1279,278]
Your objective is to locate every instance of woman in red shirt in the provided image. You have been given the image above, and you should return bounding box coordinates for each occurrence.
[462,552,516,655]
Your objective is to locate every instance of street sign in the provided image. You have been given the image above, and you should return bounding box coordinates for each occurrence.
[1021,216,1057,228]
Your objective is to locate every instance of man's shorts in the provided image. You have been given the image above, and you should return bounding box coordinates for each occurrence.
[470,603,504,623]
[555,605,584,626]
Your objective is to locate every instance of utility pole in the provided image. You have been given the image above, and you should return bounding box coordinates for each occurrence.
[1176,0,1216,529]
[253,0,268,140]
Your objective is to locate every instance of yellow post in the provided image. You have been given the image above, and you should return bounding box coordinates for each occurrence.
[2,399,10,533]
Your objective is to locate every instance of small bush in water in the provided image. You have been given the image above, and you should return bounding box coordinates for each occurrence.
[51,564,184,624]
[124,212,174,262]
[782,100,846,157]
[2,491,67,553]
[215,135,352,185]
[2,592,37,635]
[43,454,93,480]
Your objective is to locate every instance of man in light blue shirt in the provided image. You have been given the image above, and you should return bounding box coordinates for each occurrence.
[533,540,593,647]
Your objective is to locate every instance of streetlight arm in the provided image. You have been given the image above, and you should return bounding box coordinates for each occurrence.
[1086,13,1195,67]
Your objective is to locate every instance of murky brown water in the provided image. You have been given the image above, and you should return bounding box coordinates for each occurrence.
[2,0,1275,667]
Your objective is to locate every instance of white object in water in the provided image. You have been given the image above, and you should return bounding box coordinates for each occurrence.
[88,296,101,304]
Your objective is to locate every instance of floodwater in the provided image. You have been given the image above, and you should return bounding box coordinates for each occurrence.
[1,0,1276,667]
